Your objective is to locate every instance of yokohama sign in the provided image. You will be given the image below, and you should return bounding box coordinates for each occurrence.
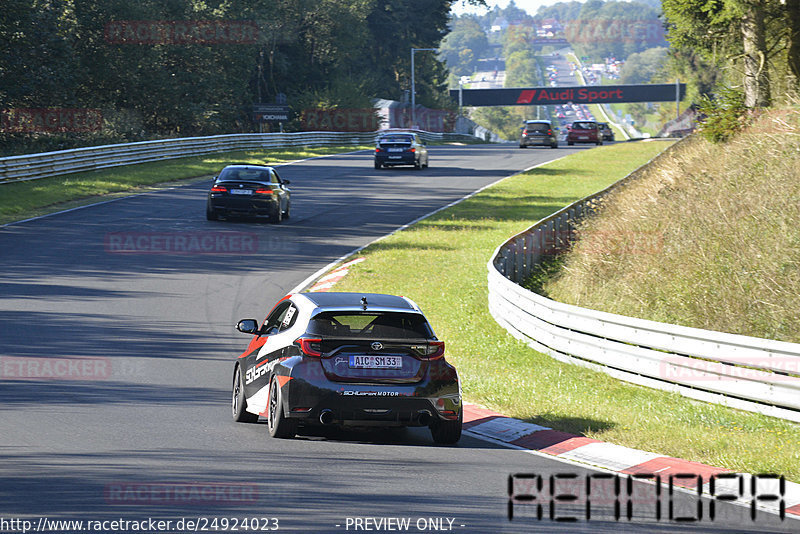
[451,84,685,106]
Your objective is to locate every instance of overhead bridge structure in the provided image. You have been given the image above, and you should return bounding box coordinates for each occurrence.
[451,83,685,107]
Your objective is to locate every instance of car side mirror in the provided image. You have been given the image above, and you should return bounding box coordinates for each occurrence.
[282,179,291,185]
[236,319,260,334]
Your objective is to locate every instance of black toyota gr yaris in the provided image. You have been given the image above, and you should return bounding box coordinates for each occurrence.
[231,292,462,444]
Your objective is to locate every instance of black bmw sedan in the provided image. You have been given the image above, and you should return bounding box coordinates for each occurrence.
[206,164,291,223]
[374,132,429,170]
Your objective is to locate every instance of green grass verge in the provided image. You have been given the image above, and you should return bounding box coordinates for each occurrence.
[326,140,800,482]
[587,104,627,140]
[0,145,371,225]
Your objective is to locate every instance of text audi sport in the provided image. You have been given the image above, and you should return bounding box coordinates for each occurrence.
[231,292,462,443]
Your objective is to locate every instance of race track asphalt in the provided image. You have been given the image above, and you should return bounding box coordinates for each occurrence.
[0,144,792,533]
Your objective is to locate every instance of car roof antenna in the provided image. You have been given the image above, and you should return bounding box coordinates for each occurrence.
[361,296,368,310]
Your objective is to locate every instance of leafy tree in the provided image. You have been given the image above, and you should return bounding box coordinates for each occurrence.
[1,0,480,153]
[0,0,81,107]
[620,47,669,84]
[667,48,722,105]
[535,1,584,23]
[565,0,667,62]
[662,0,794,108]
[439,16,489,76]
[788,0,800,85]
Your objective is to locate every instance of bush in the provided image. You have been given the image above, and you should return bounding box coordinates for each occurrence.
[697,86,749,143]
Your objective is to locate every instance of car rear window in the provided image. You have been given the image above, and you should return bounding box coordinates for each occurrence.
[308,312,433,339]
[219,168,270,181]
[379,136,413,144]
[573,122,596,130]
[526,123,549,132]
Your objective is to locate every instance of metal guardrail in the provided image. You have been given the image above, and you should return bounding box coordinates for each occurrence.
[0,130,480,184]
[487,141,800,423]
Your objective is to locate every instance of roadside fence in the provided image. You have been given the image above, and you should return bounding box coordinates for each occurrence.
[487,139,800,423]
[0,130,480,184]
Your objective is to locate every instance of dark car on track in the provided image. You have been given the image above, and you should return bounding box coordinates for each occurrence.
[231,292,462,444]
[374,132,429,170]
[206,164,291,223]
[567,121,602,146]
[519,120,558,149]
[598,122,615,142]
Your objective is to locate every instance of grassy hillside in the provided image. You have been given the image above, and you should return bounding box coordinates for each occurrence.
[327,139,800,481]
[543,107,800,342]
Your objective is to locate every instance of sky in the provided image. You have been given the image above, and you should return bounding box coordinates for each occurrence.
[451,0,584,17]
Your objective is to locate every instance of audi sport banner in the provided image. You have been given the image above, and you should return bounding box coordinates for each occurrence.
[451,84,685,106]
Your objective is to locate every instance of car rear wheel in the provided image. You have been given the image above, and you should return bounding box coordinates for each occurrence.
[430,411,462,444]
[374,161,382,169]
[567,141,574,146]
[271,203,283,224]
[267,377,297,439]
[206,203,218,221]
[232,365,258,423]
[283,201,291,219]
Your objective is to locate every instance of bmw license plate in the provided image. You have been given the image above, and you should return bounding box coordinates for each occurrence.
[349,355,402,369]
[230,189,253,195]
[388,148,403,152]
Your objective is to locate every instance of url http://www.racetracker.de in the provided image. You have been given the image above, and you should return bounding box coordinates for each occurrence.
[0,516,281,533]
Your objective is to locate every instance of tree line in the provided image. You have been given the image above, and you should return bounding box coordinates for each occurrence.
[662,0,799,109]
[0,0,480,155]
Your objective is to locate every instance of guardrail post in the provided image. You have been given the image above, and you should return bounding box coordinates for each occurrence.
[514,236,525,282]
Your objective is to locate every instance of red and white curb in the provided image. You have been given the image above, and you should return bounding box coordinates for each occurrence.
[462,403,800,519]
[308,258,365,292]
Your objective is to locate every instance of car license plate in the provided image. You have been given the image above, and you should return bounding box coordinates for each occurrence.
[389,155,401,159]
[349,355,402,369]
[578,136,588,140]
[388,148,403,152]
[230,189,253,195]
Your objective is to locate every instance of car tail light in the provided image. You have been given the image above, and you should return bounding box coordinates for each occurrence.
[547,129,552,135]
[425,341,444,359]
[211,185,227,192]
[296,337,322,357]
[255,188,273,194]
[375,147,384,153]
[406,147,415,153]
[522,129,528,136]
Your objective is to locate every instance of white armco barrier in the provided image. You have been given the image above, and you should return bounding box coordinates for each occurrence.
[487,141,800,423]
[0,130,480,184]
